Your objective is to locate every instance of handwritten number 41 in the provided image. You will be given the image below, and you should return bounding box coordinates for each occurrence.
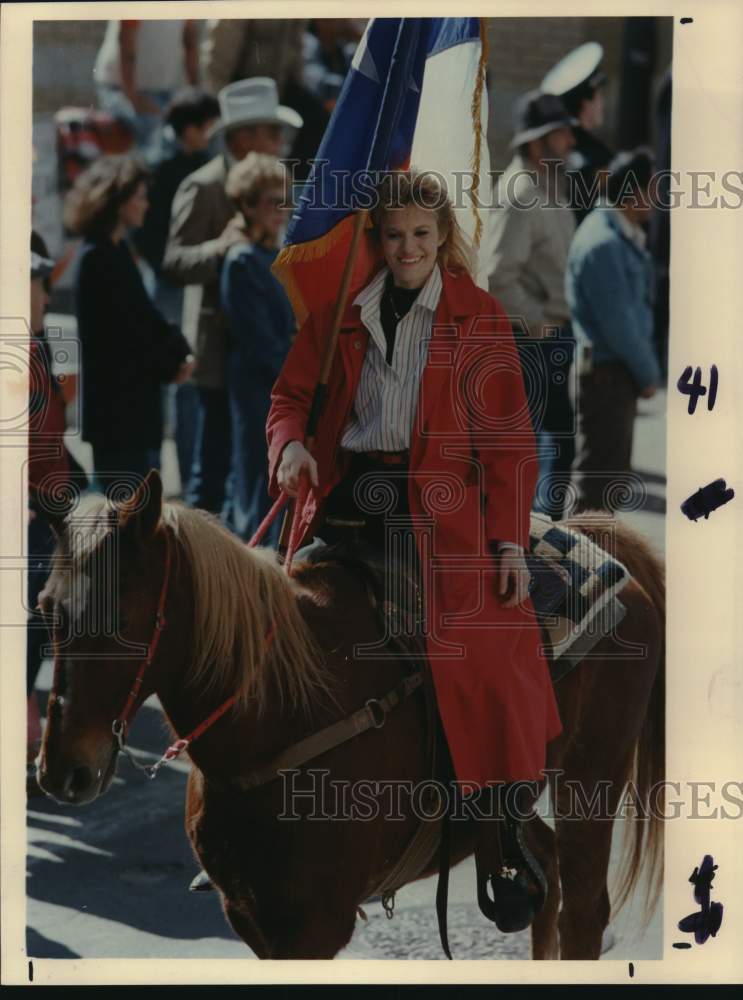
[677,365,718,415]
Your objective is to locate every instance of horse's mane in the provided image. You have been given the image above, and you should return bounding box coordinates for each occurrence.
[165,503,334,717]
[65,495,331,718]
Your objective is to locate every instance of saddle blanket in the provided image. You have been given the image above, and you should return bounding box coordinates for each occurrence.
[526,512,630,677]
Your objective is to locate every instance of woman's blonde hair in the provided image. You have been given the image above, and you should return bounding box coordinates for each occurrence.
[225,152,288,209]
[63,155,148,239]
[225,153,289,245]
[370,169,475,277]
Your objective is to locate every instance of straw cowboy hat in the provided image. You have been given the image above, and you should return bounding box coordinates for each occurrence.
[212,77,303,137]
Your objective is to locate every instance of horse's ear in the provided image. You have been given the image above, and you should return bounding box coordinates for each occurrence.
[119,469,163,542]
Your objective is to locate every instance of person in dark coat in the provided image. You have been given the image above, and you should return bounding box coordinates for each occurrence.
[64,155,194,489]
[136,88,221,286]
[220,153,295,544]
[541,42,614,223]
[135,88,220,493]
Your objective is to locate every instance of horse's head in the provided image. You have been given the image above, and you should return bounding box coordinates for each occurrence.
[38,470,170,805]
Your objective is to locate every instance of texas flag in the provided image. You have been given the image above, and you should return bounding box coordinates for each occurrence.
[273,17,491,325]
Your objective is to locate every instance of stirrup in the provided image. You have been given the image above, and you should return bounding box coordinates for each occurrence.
[475,820,547,933]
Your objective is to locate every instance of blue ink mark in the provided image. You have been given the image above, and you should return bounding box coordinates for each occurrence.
[681,479,735,521]
[677,365,718,414]
[677,854,724,945]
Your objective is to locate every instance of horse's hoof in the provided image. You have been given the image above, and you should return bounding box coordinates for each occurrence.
[188,869,215,892]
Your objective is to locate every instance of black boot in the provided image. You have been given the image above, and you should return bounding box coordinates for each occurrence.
[475,783,547,933]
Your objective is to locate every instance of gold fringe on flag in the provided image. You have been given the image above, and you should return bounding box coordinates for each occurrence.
[272,213,375,325]
[469,17,490,249]
[272,218,354,323]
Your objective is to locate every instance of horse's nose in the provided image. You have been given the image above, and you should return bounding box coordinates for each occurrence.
[60,763,95,803]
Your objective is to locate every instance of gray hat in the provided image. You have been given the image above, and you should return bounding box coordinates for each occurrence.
[31,251,54,279]
[510,91,578,148]
[212,77,303,137]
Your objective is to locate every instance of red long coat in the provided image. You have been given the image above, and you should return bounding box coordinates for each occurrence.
[267,267,562,787]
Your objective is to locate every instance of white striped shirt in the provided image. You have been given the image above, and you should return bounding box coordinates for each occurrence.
[340,264,443,451]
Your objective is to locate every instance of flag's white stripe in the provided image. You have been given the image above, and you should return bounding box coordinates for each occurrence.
[351,21,380,83]
[410,39,491,290]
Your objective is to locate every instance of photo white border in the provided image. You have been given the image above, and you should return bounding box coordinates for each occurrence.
[2,0,742,985]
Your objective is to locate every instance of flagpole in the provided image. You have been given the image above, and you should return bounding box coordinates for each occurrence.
[277,208,369,559]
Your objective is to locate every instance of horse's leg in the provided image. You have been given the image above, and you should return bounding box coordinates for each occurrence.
[527,814,561,960]
[553,787,615,960]
[223,899,272,959]
[254,902,359,960]
[552,572,662,960]
[185,773,273,957]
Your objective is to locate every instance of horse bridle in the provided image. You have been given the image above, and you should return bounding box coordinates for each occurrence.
[110,523,240,779]
[110,523,173,769]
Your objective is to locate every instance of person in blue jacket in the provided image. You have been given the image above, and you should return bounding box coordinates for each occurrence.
[220,153,295,544]
[565,147,661,512]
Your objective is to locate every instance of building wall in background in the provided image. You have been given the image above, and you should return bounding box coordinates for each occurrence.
[33,17,673,184]
[33,21,107,112]
[486,16,673,168]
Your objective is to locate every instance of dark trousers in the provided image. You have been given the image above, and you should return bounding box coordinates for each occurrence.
[186,386,232,515]
[224,373,276,545]
[571,361,637,512]
[516,332,576,521]
[317,453,421,616]
[174,382,199,494]
[92,444,161,493]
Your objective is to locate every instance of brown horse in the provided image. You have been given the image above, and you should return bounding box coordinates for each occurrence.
[37,470,664,959]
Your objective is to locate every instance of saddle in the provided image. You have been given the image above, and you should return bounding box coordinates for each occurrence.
[297,512,631,684]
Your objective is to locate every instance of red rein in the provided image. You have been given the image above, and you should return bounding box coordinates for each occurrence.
[112,485,301,776]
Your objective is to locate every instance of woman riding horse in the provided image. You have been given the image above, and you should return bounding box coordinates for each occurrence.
[267,169,563,932]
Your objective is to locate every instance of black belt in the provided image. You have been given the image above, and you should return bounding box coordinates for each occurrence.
[356,449,410,466]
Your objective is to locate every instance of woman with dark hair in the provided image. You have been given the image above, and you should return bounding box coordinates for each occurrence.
[220,153,294,544]
[267,170,562,933]
[65,154,194,487]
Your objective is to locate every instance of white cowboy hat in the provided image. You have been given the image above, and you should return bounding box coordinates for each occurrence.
[212,77,303,137]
